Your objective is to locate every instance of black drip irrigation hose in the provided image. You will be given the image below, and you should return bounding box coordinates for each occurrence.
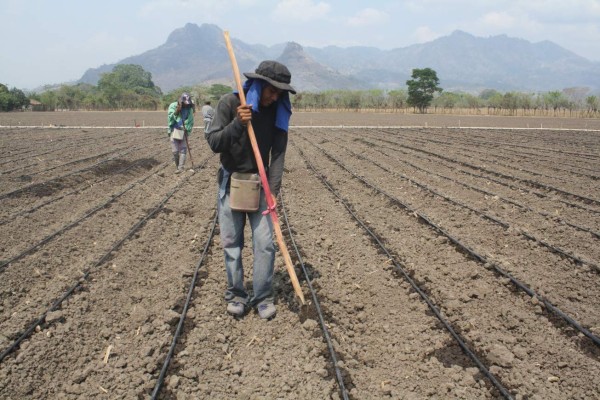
[0,141,157,201]
[339,142,600,273]
[279,191,350,400]
[406,128,600,160]
[0,136,134,176]
[150,212,218,400]
[389,128,600,208]
[294,143,514,400]
[357,136,600,240]
[408,129,600,181]
[375,131,600,213]
[0,147,165,227]
[301,136,600,348]
[0,155,170,272]
[0,129,126,166]
[0,156,212,363]
[389,131,572,184]
[395,126,600,161]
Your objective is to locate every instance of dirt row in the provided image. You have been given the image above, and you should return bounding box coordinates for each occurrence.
[292,130,599,399]
[0,113,599,399]
[299,129,600,328]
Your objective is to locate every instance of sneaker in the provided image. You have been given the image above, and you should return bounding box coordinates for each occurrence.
[227,301,245,317]
[257,302,276,319]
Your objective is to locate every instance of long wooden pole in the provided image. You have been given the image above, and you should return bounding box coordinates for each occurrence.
[223,31,305,305]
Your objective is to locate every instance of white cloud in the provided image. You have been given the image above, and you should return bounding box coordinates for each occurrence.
[514,0,600,22]
[139,0,223,17]
[474,11,542,37]
[272,0,331,22]
[346,8,388,27]
[413,26,441,43]
[481,11,516,29]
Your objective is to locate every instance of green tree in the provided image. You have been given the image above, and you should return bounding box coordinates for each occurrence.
[387,89,407,110]
[479,89,501,101]
[543,91,570,115]
[38,90,58,110]
[586,95,598,112]
[10,88,28,110]
[162,86,195,109]
[501,92,519,115]
[432,91,460,110]
[0,84,29,111]
[343,91,361,110]
[406,68,442,113]
[0,84,12,111]
[462,93,482,110]
[97,64,161,109]
[208,84,233,100]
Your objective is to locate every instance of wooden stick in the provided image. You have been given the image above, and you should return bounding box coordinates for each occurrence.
[103,344,113,364]
[184,130,195,168]
[223,31,305,305]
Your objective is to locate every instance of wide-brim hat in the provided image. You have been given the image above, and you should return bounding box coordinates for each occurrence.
[244,60,296,94]
[179,93,193,106]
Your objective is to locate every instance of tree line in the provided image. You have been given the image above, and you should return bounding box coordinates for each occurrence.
[2,64,599,117]
[294,68,600,117]
[294,87,600,117]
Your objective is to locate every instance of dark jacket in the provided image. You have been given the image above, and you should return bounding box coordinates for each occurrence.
[205,92,288,194]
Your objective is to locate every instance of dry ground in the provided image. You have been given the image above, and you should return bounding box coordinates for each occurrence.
[0,111,599,399]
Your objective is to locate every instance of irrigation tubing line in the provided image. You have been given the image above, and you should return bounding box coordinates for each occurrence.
[0,136,137,175]
[369,133,600,215]
[0,155,213,363]
[151,185,351,399]
[442,131,600,160]
[0,158,170,272]
[355,136,600,240]
[150,212,218,399]
[429,134,600,180]
[294,143,514,400]
[279,190,350,400]
[0,130,128,167]
[0,147,165,227]
[1,137,134,176]
[0,142,157,201]
[338,142,600,273]
[379,129,600,208]
[0,133,164,191]
[301,136,600,348]
[386,132,574,185]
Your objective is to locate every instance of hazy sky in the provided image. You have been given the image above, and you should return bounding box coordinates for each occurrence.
[2,0,599,90]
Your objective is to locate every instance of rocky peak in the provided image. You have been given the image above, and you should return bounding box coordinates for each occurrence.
[279,42,312,64]
[165,23,223,47]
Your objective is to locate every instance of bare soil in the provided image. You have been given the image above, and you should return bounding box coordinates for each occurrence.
[0,111,599,399]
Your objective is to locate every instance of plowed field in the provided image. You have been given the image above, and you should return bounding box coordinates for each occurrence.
[1,111,599,399]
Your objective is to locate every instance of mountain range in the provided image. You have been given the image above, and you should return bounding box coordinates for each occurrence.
[79,23,600,93]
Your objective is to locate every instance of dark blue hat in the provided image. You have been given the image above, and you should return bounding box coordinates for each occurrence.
[179,93,193,106]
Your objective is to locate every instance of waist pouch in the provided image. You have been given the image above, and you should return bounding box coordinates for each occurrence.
[230,172,261,212]
[172,128,184,140]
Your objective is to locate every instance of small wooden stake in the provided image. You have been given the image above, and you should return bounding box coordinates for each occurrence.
[103,345,113,364]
